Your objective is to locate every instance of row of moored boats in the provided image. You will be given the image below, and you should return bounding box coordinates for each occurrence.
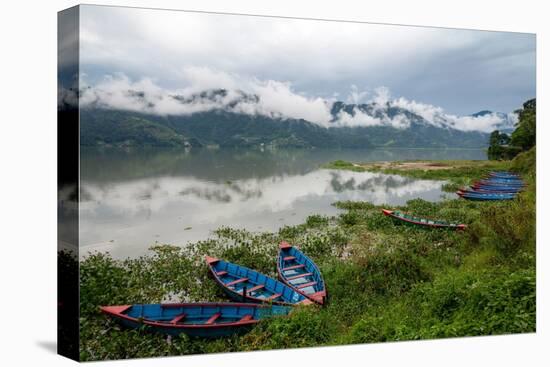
[383,171,523,229]
[456,171,525,201]
[101,242,326,338]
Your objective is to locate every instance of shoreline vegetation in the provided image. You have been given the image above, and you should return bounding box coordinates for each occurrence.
[324,159,513,193]
[77,146,535,361]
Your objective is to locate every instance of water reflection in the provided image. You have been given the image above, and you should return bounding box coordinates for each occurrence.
[80,154,453,259]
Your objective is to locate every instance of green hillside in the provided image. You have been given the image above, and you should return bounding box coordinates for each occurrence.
[80,108,489,149]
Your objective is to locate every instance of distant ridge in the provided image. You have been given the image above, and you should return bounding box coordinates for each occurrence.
[80,106,490,149]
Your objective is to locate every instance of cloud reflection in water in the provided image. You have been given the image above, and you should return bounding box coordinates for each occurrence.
[79,169,447,258]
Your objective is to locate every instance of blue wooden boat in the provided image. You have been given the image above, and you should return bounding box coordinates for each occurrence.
[100,302,291,338]
[205,256,313,306]
[469,186,521,194]
[471,183,523,190]
[485,176,522,181]
[458,189,516,197]
[473,183,524,191]
[480,180,524,186]
[460,188,519,196]
[489,171,520,179]
[490,170,518,174]
[476,179,524,186]
[457,190,516,201]
[277,241,327,305]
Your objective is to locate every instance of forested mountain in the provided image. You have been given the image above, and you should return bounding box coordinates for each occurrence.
[80,105,491,149]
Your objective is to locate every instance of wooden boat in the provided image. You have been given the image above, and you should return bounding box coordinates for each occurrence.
[473,183,524,191]
[469,186,521,194]
[277,242,327,305]
[484,176,522,182]
[476,179,524,186]
[479,180,524,186]
[459,188,517,196]
[461,188,520,195]
[489,171,520,179]
[457,190,516,201]
[382,209,466,230]
[472,183,524,191]
[205,256,312,306]
[100,302,291,338]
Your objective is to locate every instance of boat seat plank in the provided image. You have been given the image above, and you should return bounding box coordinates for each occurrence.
[266,293,282,301]
[205,312,221,325]
[226,277,249,287]
[296,281,317,289]
[239,314,253,322]
[170,313,187,324]
[216,271,228,276]
[247,284,265,293]
[282,264,305,271]
[286,272,312,281]
[283,256,296,261]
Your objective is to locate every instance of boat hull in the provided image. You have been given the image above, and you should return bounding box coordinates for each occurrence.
[205,256,311,306]
[471,185,522,192]
[100,303,291,338]
[457,191,516,201]
[382,209,466,230]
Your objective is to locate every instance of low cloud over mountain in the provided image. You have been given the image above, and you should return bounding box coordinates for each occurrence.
[75,69,517,133]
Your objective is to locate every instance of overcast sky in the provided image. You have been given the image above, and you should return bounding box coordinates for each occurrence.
[79,5,535,118]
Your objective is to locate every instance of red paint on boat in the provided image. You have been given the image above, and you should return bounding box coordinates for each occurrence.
[205,256,219,264]
[100,305,132,315]
[308,291,326,305]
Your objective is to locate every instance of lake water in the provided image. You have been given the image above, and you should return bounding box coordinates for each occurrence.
[79,147,486,259]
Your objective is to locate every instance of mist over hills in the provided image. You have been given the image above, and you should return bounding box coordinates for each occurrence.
[76,86,516,149]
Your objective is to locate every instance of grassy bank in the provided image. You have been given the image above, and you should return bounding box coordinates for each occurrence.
[77,148,535,361]
[324,159,513,192]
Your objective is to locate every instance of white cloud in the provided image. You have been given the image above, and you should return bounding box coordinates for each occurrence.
[346,85,369,104]
[79,69,515,132]
[390,97,516,132]
[80,68,335,124]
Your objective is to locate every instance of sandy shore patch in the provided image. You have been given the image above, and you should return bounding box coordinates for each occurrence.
[357,161,453,171]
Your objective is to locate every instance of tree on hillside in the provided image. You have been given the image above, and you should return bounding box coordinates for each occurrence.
[489,130,510,146]
[488,130,515,160]
[488,98,535,160]
[510,98,536,150]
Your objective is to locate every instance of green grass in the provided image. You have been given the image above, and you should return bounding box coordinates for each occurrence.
[76,148,535,361]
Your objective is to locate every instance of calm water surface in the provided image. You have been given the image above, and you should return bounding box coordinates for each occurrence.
[79,148,486,259]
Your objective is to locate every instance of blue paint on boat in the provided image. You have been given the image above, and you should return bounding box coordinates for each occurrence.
[477,179,524,186]
[460,172,524,201]
[469,188,521,194]
[458,190,516,201]
[471,185,522,192]
[100,302,291,338]
[277,242,327,305]
[205,256,312,306]
[489,171,521,179]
